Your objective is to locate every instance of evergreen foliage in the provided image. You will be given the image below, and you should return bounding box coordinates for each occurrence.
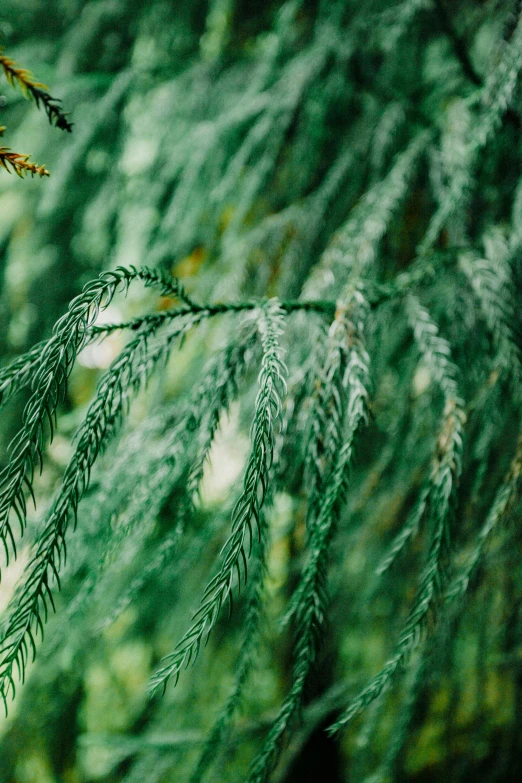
[1,1,522,781]
[0,48,69,176]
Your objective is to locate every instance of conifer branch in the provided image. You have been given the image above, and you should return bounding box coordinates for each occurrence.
[190,524,269,783]
[329,296,464,734]
[300,317,351,532]
[273,322,330,489]
[89,298,336,334]
[0,254,435,419]
[0,50,72,131]
[0,315,173,414]
[94,321,259,630]
[183,324,259,513]
[377,292,466,575]
[459,242,522,391]
[248,294,370,782]
[0,312,203,709]
[364,648,428,783]
[0,295,262,416]
[446,431,522,605]
[0,148,49,178]
[0,266,187,569]
[0,341,48,410]
[149,301,287,696]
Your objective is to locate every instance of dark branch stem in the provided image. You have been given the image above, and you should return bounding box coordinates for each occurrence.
[89,299,337,336]
[88,260,453,339]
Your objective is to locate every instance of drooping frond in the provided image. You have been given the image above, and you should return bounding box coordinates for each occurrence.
[446,431,522,606]
[330,295,464,733]
[94,321,259,630]
[189,518,269,783]
[364,647,428,783]
[181,321,260,516]
[248,294,370,782]
[0,311,204,709]
[148,300,287,695]
[0,341,49,409]
[0,266,186,569]
[459,232,521,391]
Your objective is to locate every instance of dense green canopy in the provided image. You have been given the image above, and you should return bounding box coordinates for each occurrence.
[0,1,522,781]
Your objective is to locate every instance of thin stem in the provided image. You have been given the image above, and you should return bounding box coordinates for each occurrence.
[89,265,451,338]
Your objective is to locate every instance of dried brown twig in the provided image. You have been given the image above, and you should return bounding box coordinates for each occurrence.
[0,48,71,178]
